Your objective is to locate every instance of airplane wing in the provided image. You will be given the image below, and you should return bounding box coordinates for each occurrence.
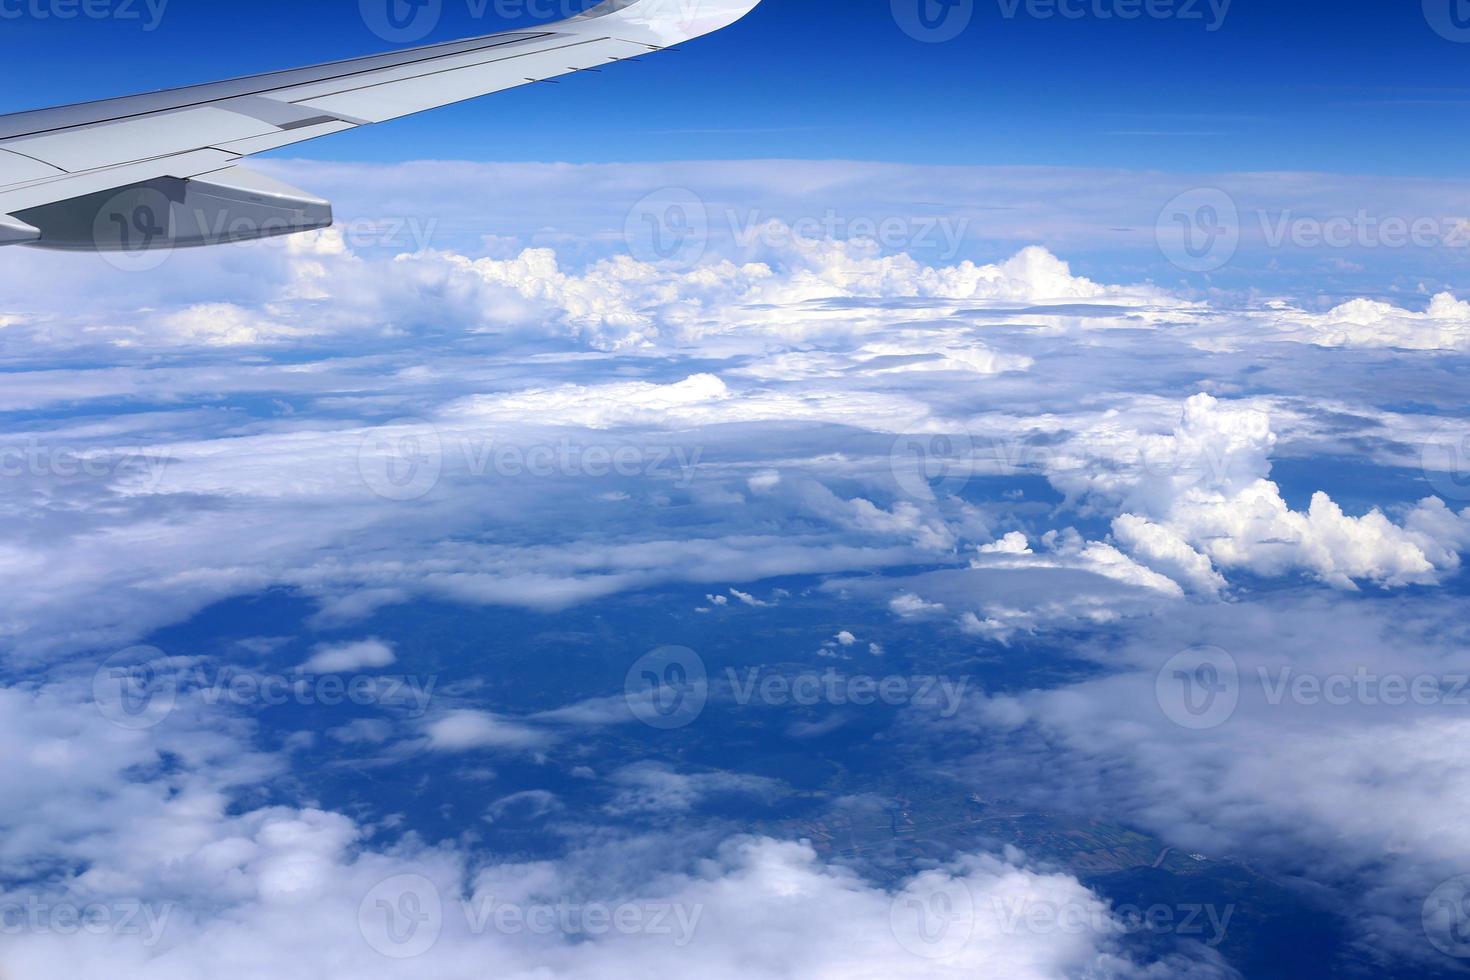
[0,0,761,252]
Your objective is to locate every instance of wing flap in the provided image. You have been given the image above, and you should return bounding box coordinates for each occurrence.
[4,107,276,173]
[0,149,239,216]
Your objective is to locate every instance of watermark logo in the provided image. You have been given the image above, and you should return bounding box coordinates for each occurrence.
[625,188,710,269]
[892,0,975,42]
[358,417,445,502]
[357,422,707,502]
[890,429,977,500]
[1425,875,1470,958]
[360,874,444,959]
[357,874,704,958]
[461,896,703,945]
[997,0,1231,30]
[624,646,708,730]
[92,186,175,273]
[360,0,706,45]
[894,0,1231,40]
[994,897,1234,946]
[890,876,975,959]
[1423,423,1470,502]
[1257,667,1470,709]
[1425,0,1470,42]
[729,209,971,261]
[726,669,969,718]
[92,646,178,731]
[1256,211,1470,251]
[1158,194,1470,270]
[459,439,704,487]
[1157,188,1240,273]
[1156,645,1239,730]
[92,653,438,729]
[361,0,443,42]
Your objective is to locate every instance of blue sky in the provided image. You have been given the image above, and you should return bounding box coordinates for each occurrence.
[5,0,1470,174]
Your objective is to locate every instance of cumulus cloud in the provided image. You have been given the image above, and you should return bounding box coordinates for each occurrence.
[422,711,550,753]
[1270,292,1470,351]
[889,593,949,618]
[1051,394,1470,591]
[298,638,396,674]
[979,532,1033,556]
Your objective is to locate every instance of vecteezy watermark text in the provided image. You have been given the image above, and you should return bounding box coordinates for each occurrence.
[357,873,703,959]
[993,896,1235,946]
[360,0,706,43]
[1156,646,1470,730]
[359,418,705,502]
[0,0,168,30]
[0,440,171,488]
[625,189,974,269]
[93,647,437,730]
[622,646,972,731]
[892,0,1231,42]
[727,668,969,718]
[1158,188,1470,272]
[0,897,174,946]
[996,0,1231,30]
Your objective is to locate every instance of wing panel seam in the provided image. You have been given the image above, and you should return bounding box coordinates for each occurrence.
[0,31,558,143]
[279,35,617,105]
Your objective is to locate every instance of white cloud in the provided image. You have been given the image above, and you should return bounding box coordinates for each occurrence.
[1052,393,1470,591]
[422,711,549,753]
[326,718,394,744]
[6,158,1470,976]
[978,532,1032,555]
[1110,515,1226,596]
[890,593,948,618]
[951,595,1470,966]
[298,638,396,674]
[153,303,310,347]
[602,763,782,816]
[0,669,1222,980]
[1270,292,1470,351]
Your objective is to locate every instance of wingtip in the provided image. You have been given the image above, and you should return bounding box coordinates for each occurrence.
[570,0,763,45]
